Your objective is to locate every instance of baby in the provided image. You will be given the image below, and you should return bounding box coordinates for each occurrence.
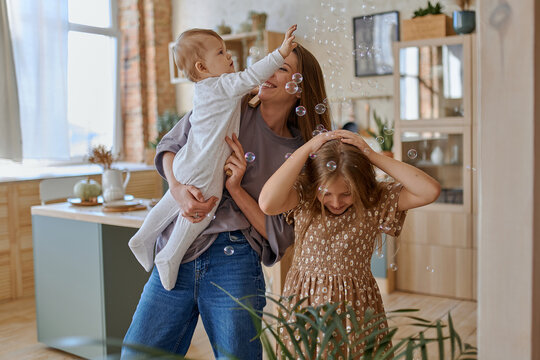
[129,25,298,290]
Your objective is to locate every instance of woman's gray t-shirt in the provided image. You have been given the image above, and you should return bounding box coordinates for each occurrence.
[154,104,304,266]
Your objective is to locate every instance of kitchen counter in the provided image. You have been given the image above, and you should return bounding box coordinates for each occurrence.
[31,201,152,358]
[0,162,154,183]
[31,200,151,228]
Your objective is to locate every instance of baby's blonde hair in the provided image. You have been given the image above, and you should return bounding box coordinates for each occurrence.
[173,28,223,82]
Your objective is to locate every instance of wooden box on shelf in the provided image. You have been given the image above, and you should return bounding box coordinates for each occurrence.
[401,14,455,41]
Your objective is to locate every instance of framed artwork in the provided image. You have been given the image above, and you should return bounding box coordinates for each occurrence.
[353,11,400,77]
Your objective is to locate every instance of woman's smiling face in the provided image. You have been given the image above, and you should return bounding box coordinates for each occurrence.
[258,52,299,104]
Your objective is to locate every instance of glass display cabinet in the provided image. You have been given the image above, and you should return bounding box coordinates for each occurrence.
[393,35,476,300]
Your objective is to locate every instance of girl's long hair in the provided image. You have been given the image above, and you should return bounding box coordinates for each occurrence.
[295,139,383,238]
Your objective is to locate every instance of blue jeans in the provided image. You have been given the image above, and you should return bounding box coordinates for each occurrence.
[121,231,266,359]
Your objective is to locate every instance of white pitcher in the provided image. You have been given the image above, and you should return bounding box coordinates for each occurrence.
[102,169,131,202]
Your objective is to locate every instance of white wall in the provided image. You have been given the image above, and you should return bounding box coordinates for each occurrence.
[171,0,467,129]
[477,0,539,358]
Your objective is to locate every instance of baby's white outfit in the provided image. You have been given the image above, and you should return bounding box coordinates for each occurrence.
[128,49,285,290]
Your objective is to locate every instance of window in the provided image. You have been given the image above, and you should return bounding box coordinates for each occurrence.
[67,0,120,159]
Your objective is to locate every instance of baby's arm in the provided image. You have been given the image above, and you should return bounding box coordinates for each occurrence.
[217,25,297,98]
[334,130,441,212]
[259,132,340,215]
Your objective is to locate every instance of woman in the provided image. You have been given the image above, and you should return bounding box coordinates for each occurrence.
[122,44,331,360]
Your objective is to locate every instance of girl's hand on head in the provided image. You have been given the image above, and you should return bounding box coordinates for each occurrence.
[278,25,298,58]
[169,182,218,223]
[307,130,340,154]
[224,133,247,193]
[334,129,373,155]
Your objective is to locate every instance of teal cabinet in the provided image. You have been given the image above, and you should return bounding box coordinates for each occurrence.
[32,215,149,358]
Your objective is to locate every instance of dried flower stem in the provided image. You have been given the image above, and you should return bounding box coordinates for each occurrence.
[87,145,115,170]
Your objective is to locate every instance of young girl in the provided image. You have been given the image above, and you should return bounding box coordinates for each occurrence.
[128,25,297,290]
[259,130,441,358]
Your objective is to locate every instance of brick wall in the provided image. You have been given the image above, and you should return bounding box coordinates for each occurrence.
[119,0,176,162]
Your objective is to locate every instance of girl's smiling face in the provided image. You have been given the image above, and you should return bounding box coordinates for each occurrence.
[317,175,354,215]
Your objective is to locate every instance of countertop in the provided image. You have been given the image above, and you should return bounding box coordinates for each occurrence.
[0,162,155,183]
[31,200,152,228]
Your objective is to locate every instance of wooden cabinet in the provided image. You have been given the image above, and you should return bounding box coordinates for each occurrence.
[0,170,163,302]
[393,35,477,299]
[222,30,284,70]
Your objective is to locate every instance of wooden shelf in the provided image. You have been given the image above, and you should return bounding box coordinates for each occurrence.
[393,34,476,300]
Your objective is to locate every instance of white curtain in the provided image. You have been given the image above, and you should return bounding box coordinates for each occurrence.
[0,0,21,161]
[7,0,70,160]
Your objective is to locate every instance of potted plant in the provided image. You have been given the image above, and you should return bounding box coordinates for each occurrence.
[367,110,394,157]
[57,288,478,359]
[217,286,478,360]
[249,11,267,33]
[146,110,183,165]
[87,145,130,202]
[401,1,455,41]
[216,20,232,35]
[87,144,116,170]
[453,0,475,34]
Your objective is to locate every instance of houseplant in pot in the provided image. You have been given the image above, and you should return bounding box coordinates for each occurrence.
[401,1,455,41]
[366,110,394,157]
[146,109,183,165]
[453,0,475,34]
[87,145,130,202]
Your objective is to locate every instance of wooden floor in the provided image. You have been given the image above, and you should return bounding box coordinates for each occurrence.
[0,292,476,359]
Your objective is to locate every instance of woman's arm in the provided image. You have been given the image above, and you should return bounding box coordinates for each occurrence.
[224,134,268,237]
[259,132,339,215]
[162,152,218,223]
[335,130,441,211]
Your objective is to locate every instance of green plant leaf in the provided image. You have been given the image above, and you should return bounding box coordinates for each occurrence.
[436,320,445,360]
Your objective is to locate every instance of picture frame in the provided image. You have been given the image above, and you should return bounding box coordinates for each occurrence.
[353,11,400,77]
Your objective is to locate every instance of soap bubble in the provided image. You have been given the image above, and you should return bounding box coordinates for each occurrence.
[315,104,327,114]
[323,98,328,105]
[292,73,303,83]
[389,263,398,271]
[309,153,317,159]
[426,265,435,273]
[383,125,394,135]
[285,81,298,94]
[249,46,261,57]
[361,15,373,23]
[295,106,306,116]
[350,80,363,92]
[312,130,321,137]
[284,152,292,159]
[376,136,384,144]
[224,246,234,256]
[316,124,326,131]
[326,161,337,171]
[244,152,256,163]
[407,149,418,159]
